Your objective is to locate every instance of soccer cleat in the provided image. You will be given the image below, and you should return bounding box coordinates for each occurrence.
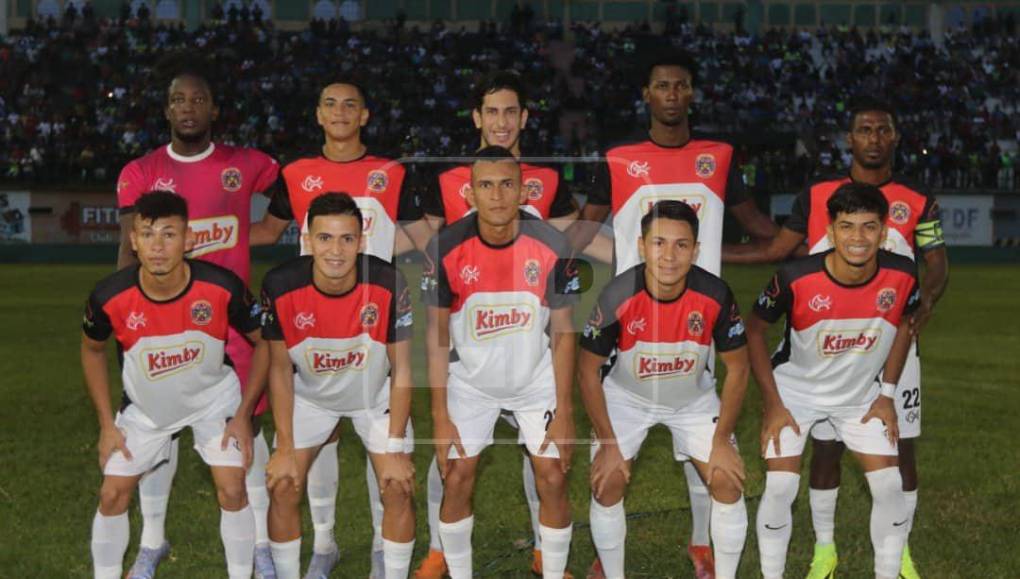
[806,542,838,579]
[687,544,715,579]
[303,547,340,579]
[586,557,606,579]
[254,543,277,579]
[413,549,448,579]
[126,542,171,579]
[899,544,920,579]
[530,548,574,578]
[368,548,385,579]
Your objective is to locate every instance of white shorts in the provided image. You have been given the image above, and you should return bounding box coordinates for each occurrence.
[765,394,898,459]
[283,395,414,454]
[813,342,922,442]
[104,391,244,477]
[446,383,559,459]
[592,388,731,463]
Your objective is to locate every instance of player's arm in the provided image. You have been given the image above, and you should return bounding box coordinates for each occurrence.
[565,202,611,257]
[265,339,300,491]
[250,184,294,246]
[399,216,441,254]
[722,227,806,264]
[378,339,416,494]
[81,333,131,469]
[577,347,630,499]
[729,198,780,241]
[219,329,267,470]
[911,245,948,336]
[548,208,614,264]
[541,305,576,473]
[426,304,462,477]
[866,282,924,443]
[708,294,750,489]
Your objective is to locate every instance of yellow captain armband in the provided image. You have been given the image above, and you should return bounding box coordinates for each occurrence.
[915,220,945,250]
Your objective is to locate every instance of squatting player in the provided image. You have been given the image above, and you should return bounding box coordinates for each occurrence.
[84,191,268,579]
[422,147,580,578]
[578,201,750,579]
[724,97,947,579]
[749,183,920,579]
[115,59,280,578]
[261,193,416,579]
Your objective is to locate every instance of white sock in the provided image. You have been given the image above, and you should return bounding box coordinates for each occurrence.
[367,454,385,553]
[809,487,839,545]
[903,489,918,536]
[383,538,415,579]
[522,453,542,550]
[756,471,800,579]
[307,440,339,554]
[866,468,908,579]
[427,457,444,551]
[538,523,572,578]
[711,497,747,579]
[438,515,474,579]
[270,538,302,579]
[91,510,129,579]
[589,499,625,579]
[138,437,178,549]
[684,461,711,546]
[220,506,255,579]
[247,432,271,546]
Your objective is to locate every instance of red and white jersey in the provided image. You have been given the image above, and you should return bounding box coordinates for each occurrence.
[261,255,412,413]
[421,212,580,401]
[83,260,261,430]
[268,151,419,261]
[785,174,945,261]
[753,251,920,408]
[580,265,747,410]
[421,160,576,224]
[588,138,748,275]
[117,143,280,284]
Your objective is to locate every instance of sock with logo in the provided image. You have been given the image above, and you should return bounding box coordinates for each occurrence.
[866,468,908,579]
[711,497,748,579]
[91,510,129,579]
[306,440,339,554]
[138,437,178,549]
[538,523,573,579]
[756,471,800,579]
[383,538,415,578]
[438,515,474,579]
[522,453,543,550]
[427,457,445,551]
[246,432,271,547]
[903,489,918,536]
[270,538,301,579]
[809,487,839,545]
[220,505,255,579]
[367,454,385,553]
[589,498,626,579]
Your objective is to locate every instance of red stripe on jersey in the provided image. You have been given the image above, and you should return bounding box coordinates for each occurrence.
[805,178,932,253]
[608,140,735,213]
[104,280,233,352]
[272,284,393,348]
[788,269,916,331]
[615,289,721,351]
[438,163,562,223]
[442,235,559,313]
[282,155,407,229]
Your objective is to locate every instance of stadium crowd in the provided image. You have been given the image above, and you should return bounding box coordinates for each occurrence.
[0,6,1016,192]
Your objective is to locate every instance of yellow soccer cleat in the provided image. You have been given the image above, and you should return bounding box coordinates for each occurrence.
[806,542,838,579]
[899,544,921,579]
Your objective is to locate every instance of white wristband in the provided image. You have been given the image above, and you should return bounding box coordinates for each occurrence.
[386,437,406,453]
[880,381,897,398]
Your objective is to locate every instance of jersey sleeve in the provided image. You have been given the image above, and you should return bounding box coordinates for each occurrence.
[82,292,114,341]
[420,236,452,307]
[251,152,280,196]
[548,165,577,218]
[227,276,262,335]
[546,256,582,309]
[712,288,747,352]
[579,292,622,357]
[259,285,285,340]
[783,184,811,234]
[914,195,945,253]
[723,156,749,207]
[397,163,424,221]
[265,179,294,220]
[420,166,445,219]
[752,269,793,324]
[586,158,611,206]
[116,160,148,215]
[388,269,414,343]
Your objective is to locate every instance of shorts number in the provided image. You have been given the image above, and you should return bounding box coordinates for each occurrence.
[901,388,920,410]
[543,410,555,431]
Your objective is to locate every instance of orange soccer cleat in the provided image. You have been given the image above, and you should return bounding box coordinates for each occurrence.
[687,543,715,579]
[531,549,574,578]
[413,549,448,579]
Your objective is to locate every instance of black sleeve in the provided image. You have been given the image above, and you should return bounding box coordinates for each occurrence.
[420,235,452,307]
[783,184,811,235]
[752,269,793,324]
[903,276,922,317]
[724,156,749,207]
[421,165,445,218]
[586,158,611,206]
[712,288,748,352]
[82,292,114,341]
[397,163,424,221]
[266,177,294,221]
[227,277,262,335]
[546,256,582,309]
[579,292,621,357]
[260,286,284,340]
[388,268,413,343]
[548,164,578,218]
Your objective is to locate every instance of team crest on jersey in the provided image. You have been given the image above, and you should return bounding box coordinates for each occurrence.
[126,311,147,331]
[626,317,647,336]
[627,160,650,178]
[695,154,716,178]
[294,312,316,330]
[221,167,242,192]
[190,300,213,326]
[523,259,541,287]
[687,311,705,337]
[143,342,204,380]
[524,178,544,201]
[876,288,897,312]
[808,294,832,312]
[153,177,177,193]
[460,265,480,285]
[890,201,911,225]
[360,303,380,328]
[367,170,388,192]
[301,175,324,192]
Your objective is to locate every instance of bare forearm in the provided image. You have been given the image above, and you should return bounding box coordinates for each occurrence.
[81,342,116,428]
[921,250,949,307]
[578,364,615,441]
[426,309,451,419]
[551,330,576,410]
[882,321,914,385]
[387,342,414,438]
[747,327,783,408]
[237,339,269,416]
[715,356,749,439]
[268,364,295,448]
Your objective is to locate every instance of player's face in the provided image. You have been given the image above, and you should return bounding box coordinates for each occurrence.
[848,111,899,170]
[130,215,189,276]
[317,84,369,141]
[643,65,693,127]
[305,213,364,281]
[472,89,528,151]
[165,75,218,143]
[469,160,525,228]
[639,217,699,287]
[827,211,888,267]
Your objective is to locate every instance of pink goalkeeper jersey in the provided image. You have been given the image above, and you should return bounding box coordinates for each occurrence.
[117,143,279,283]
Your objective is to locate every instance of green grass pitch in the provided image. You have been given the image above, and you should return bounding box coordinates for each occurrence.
[0,262,1017,578]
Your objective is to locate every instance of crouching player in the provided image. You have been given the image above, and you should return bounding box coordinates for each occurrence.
[578,201,750,579]
[749,183,920,579]
[83,191,268,579]
[261,192,416,578]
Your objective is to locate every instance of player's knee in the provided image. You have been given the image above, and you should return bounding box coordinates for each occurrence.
[590,473,627,505]
[216,480,249,511]
[442,462,476,497]
[98,480,133,515]
[536,465,567,494]
[707,476,742,504]
[381,484,413,512]
[270,482,303,508]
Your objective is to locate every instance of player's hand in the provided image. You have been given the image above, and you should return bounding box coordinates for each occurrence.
[909,300,934,336]
[98,425,132,469]
[707,436,745,493]
[761,403,800,457]
[590,439,630,500]
[863,395,900,445]
[378,453,416,496]
[432,415,466,480]
[540,410,575,474]
[221,415,253,470]
[266,447,301,493]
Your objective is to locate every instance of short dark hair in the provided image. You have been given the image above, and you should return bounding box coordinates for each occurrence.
[645,51,698,87]
[307,192,363,230]
[135,190,189,223]
[641,200,700,239]
[319,78,369,109]
[827,182,889,221]
[473,70,526,110]
[849,96,897,130]
[156,51,216,102]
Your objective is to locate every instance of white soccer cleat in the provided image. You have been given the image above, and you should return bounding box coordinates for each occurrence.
[127,542,171,579]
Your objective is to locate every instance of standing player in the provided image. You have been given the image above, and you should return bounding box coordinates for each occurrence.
[115,58,280,579]
[749,183,919,579]
[723,97,948,579]
[578,201,750,579]
[422,147,579,578]
[261,193,416,579]
[566,51,777,578]
[84,191,268,579]
[251,79,421,578]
